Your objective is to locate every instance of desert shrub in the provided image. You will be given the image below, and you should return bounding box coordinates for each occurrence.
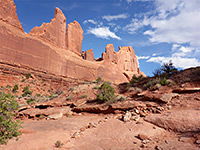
[0,92,22,144]
[12,84,19,93]
[144,78,160,89]
[80,95,88,99]
[96,77,102,83]
[22,86,32,97]
[129,75,145,87]
[6,85,11,89]
[25,73,31,79]
[55,140,63,148]
[160,77,167,86]
[153,61,178,79]
[96,82,117,102]
[26,98,36,105]
[48,94,59,100]
[35,93,41,97]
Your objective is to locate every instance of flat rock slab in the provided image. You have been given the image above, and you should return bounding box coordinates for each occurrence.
[173,87,200,93]
[0,115,104,150]
[145,109,200,132]
[72,118,165,150]
[143,92,179,103]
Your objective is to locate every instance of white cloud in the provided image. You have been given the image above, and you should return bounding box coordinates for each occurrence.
[87,27,122,40]
[125,0,200,48]
[83,19,97,25]
[147,56,200,69]
[123,18,144,34]
[126,0,152,4]
[152,53,158,56]
[137,56,150,59]
[102,13,129,21]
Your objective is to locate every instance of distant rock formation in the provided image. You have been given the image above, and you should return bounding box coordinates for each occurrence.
[82,49,94,61]
[0,0,145,83]
[97,44,144,82]
[29,8,66,48]
[66,21,83,56]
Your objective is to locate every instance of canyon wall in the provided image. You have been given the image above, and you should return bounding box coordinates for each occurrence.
[0,0,145,83]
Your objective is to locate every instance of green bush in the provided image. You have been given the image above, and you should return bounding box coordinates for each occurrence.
[96,77,102,83]
[160,77,168,86]
[80,95,88,99]
[12,84,19,93]
[96,82,117,102]
[153,60,178,78]
[55,140,63,148]
[25,73,31,79]
[22,86,32,97]
[0,92,22,144]
[144,78,160,89]
[129,75,145,86]
[26,98,36,105]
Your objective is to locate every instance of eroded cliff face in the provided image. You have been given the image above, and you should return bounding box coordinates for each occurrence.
[29,8,66,49]
[66,21,83,56]
[97,44,144,82]
[0,0,145,83]
[0,0,23,32]
[82,49,94,61]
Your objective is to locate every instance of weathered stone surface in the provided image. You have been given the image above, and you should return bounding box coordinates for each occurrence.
[98,45,145,82]
[102,44,117,63]
[117,46,140,79]
[173,87,200,93]
[0,0,23,32]
[0,0,145,83]
[66,21,83,56]
[29,7,66,48]
[82,49,94,61]
[145,109,200,132]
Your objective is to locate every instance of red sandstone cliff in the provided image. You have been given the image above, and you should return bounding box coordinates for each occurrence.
[82,49,95,61]
[0,0,23,32]
[0,0,145,83]
[29,8,66,49]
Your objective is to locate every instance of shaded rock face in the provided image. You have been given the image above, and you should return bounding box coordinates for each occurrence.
[0,0,23,32]
[66,21,83,56]
[82,49,94,61]
[29,7,66,48]
[102,44,117,63]
[0,0,145,83]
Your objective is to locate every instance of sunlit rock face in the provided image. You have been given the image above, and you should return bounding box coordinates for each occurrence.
[0,0,145,83]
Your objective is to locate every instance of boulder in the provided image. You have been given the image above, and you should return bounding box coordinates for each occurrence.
[145,109,200,132]
[29,7,66,48]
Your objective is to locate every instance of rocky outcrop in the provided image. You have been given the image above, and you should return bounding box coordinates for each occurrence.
[98,44,144,82]
[66,21,83,56]
[102,44,117,63]
[0,0,145,83]
[29,8,66,48]
[0,0,23,32]
[82,49,94,61]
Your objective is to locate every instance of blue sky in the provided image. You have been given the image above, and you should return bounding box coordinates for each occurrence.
[14,0,200,76]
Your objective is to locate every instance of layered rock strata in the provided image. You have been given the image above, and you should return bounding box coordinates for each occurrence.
[0,0,145,83]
